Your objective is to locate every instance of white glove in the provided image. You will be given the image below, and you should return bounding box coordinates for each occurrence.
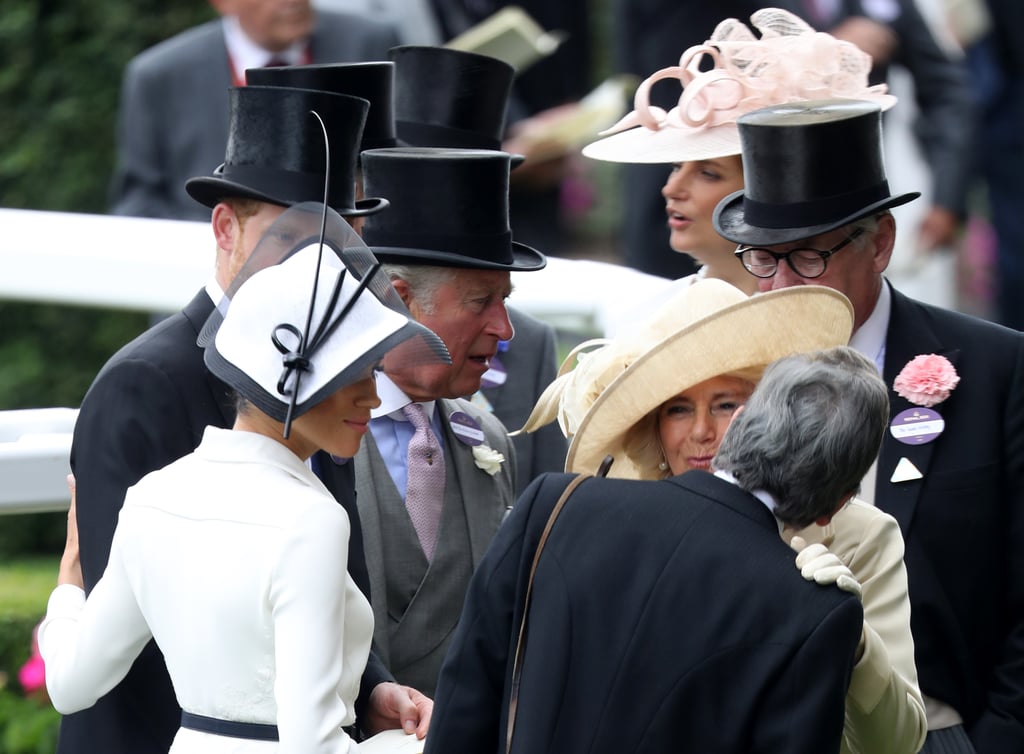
[790,536,862,599]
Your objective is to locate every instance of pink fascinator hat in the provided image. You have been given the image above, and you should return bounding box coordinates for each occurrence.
[582,7,896,164]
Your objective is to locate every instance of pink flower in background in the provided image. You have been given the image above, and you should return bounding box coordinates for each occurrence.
[18,622,46,696]
[19,654,45,694]
[894,354,959,407]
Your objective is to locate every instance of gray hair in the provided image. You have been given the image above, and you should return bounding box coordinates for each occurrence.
[381,263,458,315]
[712,346,888,528]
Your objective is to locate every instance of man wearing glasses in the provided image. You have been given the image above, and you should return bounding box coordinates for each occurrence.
[715,98,1024,754]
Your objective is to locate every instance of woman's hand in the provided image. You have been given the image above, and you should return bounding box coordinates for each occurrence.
[57,473,84,589]
[791,535,866,660]
[790,536,861,598]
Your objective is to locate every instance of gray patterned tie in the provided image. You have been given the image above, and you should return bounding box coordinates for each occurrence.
[402,403,446,561]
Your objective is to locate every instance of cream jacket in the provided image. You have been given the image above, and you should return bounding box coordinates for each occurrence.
[788,499,927,754]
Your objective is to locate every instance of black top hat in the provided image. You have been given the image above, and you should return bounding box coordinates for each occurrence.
[360,147,546,271]
[246,62,398,151]
[389,46,515,151]
[185,86,388,216]
[714,99,919,246]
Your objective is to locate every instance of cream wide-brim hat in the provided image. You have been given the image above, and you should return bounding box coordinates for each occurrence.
[564,279,854,476]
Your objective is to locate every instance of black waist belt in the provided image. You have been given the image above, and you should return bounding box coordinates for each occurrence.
[181,711,279,741]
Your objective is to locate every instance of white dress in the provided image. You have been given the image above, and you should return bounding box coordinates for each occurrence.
[40,426,374,753]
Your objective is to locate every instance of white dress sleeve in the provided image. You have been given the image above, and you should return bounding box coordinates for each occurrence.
[38,520,153,714]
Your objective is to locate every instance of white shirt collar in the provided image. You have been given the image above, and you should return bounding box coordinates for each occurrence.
[371,373,438,421]
[205,279,227,313]
[221,16,307,84]
[848,279,891,374]
[714,469,778,515]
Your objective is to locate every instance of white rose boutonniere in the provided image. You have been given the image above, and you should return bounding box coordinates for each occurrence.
[472,444,505,476]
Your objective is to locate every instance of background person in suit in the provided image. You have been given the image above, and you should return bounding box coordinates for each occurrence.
[340,147,544,697]
[426,345,882,754]
[716,97,1024,753]
[109,0,399,221]
[66,86,428,754]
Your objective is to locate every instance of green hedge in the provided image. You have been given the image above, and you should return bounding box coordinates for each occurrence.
[1,6,217,746]
[1,1,215,556]
[0,691,59,754]
[0,609,57,754]
[1,2,215,212]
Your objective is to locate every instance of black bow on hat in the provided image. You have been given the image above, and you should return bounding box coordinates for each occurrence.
[714,98,919,247]
[360,147,545,271]
[185,85,388,216]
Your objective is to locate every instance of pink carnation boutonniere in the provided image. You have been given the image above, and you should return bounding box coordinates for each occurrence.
[893,354,960,408]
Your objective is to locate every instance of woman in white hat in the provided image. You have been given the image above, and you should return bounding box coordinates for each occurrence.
[583,7,897,333]
[520,278,926,754]
[38,211,449,753]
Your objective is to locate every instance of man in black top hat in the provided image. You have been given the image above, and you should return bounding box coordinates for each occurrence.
[389,45,568,496]
[66,86,429,754]
[335,146,543,697]
[715,98,1024,754]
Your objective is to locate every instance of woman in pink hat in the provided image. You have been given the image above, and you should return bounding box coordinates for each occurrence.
[584,7,897,334]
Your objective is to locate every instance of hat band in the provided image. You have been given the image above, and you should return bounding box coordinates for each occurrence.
[367,228,514,263]
[396,120,501,150]
[220,164,353,205]
[743,181,892,230]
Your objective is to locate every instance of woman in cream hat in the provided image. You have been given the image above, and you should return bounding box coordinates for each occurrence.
[39,209,449,753]
[583,7,897,331]
[520,277,927,754]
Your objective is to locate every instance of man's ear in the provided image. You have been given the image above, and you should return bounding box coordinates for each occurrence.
[391,277,415,309]
[211,202,243,289]
[211,202,238,253]
[870,212,897,274]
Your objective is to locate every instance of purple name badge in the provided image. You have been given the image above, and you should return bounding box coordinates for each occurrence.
[480,354,507,389]
[449,411,485,446]
[889,407,944,445]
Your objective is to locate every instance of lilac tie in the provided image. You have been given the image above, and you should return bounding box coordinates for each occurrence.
[402,403,446,561]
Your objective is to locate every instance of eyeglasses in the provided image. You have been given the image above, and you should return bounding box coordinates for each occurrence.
[735,227,866,279]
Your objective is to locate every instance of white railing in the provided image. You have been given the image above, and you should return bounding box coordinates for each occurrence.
[0,207,672,513]
[0,408,77,513]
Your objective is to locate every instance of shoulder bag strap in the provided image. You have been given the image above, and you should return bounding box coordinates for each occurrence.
[505,472,592,754]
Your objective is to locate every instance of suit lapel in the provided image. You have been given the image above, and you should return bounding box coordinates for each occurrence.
[353,434,391,659]
[437,399,506,568]
[877,286,959,533]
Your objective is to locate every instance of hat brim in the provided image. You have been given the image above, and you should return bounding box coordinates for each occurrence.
[369,240,546,272]
[713,188,921,247]
[565,285,854,476]
[582,123,741,164]
[185,175,389,218]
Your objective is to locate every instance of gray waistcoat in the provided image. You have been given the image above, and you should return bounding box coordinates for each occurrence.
[355,433,475,696]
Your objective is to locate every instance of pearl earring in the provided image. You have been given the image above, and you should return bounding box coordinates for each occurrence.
[658,460,669,471]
